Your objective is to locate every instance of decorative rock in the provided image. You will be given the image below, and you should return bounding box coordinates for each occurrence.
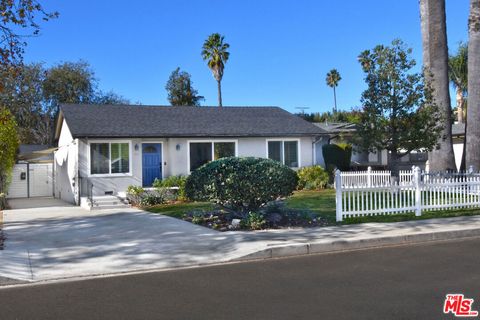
[231,219,241,229]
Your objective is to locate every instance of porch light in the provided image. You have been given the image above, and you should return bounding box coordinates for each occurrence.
[176,144,181,151]
[134,144,139,151]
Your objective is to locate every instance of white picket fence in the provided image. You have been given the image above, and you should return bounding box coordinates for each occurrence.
[340,167,415,187]
[335,166,480,221]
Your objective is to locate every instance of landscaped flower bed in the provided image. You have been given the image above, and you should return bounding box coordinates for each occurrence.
[182,201,331,231]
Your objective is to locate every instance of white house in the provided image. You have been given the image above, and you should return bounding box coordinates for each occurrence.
[54,104,325,205]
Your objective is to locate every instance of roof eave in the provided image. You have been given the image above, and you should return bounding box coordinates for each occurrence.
[54,110,65,140]
[73,133,325,139]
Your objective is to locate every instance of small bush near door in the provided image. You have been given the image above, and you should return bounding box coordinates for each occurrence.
[185,157,298,214]
[297,165,330,190]
[152,175,187,201]
[126,185,167,207]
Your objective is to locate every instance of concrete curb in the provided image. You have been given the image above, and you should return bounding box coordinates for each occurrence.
[234,228,480,261]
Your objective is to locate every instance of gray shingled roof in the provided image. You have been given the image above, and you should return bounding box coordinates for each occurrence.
[59,104,325,138]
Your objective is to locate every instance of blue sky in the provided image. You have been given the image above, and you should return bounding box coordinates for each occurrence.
[25,0,469,113]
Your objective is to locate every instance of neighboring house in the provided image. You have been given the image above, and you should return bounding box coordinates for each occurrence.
[313,122,388,169]
[313,122,429,170]
[54,104,325,205]
[452,122,465,171]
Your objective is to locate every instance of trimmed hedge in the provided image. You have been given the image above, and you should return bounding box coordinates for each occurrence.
[297,165,330,190]
[185,157,298,212]
[322,143,352,171]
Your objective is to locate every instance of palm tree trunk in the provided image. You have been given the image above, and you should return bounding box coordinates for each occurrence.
[333,86,337,113]
[466,0,480,170]
[420,0,456,172]
[217,80,223,107]
[456,87,465,123]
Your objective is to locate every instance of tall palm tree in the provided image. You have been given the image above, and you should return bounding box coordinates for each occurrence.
[449,42,468,123]
[420,0,456,171]
[466,0,480,170]
[326,69,341,113]
[201,33,230,107]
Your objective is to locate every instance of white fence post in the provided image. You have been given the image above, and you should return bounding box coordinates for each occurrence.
[335,169,343,222]
[367,166,372,187]
[414,166,422,216]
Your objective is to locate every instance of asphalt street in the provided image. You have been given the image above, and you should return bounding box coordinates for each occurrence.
[1,238,479,320]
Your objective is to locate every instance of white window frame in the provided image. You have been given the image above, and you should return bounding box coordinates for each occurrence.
[265,138,301,168]
[88,140,133,177]
[187,139,238,173]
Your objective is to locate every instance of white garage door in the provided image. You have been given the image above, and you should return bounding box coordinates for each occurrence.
[7,163,53,198]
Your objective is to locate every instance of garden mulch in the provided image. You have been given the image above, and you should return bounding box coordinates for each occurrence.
[182,203,332,231]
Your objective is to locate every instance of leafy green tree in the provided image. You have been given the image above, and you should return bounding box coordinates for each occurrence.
[420,0,456,172]
[356,40,443,176]
[0,0,58,69]
[449,42,468,123]
[0,108,19,209]
[165,68,204,106]
[93,91,130,105]
[43,61,96,116]
[325,69,342,112]
[201,33,230,107]
[466,0,480,170]
[0,61,129,145]
[297,110,361,123]
[0,63,47,143]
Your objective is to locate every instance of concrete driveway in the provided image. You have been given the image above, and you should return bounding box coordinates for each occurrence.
[0,199,253,281]
[3,198,480,283]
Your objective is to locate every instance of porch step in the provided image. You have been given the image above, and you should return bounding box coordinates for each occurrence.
[81,195,130,211]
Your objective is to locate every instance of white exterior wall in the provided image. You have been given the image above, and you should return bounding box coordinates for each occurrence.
[56,134,316,201]
[54,120,78,204]
[453,142,463,172]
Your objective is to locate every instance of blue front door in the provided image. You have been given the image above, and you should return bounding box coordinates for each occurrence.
[142,143,162,187]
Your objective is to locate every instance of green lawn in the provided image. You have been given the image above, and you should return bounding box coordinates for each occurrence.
[146,189,480,225]
[285,190,337,223]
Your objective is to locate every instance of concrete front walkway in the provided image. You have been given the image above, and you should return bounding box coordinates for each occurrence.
[1,201,480,282]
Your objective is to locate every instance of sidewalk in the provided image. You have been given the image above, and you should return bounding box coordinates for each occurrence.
[1,206,479,284]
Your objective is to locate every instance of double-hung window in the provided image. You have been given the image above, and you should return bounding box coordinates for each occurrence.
[90,142,130,175]
[267,140,299,168]
[189,141,236,171]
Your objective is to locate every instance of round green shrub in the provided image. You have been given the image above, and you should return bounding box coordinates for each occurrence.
[297,165,330,190]
[185,157,298,212]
